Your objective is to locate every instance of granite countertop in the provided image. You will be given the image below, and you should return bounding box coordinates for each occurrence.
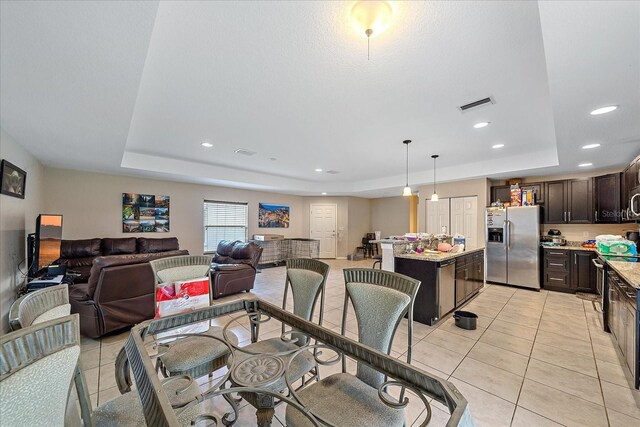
[541,245,598,252]
[395,247,485,262]
[371,239,418,245]
[606,260,640,289]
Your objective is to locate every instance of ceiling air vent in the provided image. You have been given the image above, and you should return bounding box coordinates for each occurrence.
[458,96,495,112]
[234,148,256,156]
[325,170,340,174]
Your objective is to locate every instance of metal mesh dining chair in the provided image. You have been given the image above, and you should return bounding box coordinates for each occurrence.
[0,314,202,427]
[285,268,421,427]
[14,284,70,328]
[149,255,239,380]
[228,258,330,425]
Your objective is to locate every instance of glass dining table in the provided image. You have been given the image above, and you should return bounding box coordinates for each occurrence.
[117,296,474,427]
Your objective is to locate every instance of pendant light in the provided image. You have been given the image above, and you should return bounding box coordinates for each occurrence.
[351,1,393,60]
[402,140,412,196]
[430,154,439,201]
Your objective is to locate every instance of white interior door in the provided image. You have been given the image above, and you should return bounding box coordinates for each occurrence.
[463,196,478,248]
[310,204,337,258]
[426,199,450,234]
[450,197,465,236]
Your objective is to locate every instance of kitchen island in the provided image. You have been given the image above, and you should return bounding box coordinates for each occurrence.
[395,247,485,325]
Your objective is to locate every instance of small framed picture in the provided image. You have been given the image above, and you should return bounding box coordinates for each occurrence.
[0,159,27,199]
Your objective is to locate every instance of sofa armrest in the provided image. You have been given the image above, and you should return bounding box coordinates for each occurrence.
[211,263,252,272]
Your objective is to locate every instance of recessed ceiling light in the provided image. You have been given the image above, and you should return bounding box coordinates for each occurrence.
[582,143,601,149]
[321,192,327,195]
[473,122,490,129]
[201,142,213,148]
[578,162,593,167]
[315,168,323,172]
[492,144,505,149]
[590,105,618,115]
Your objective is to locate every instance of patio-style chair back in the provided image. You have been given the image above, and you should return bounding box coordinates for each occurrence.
[342,268,421,388]
[149,255,212,284]
[0,314,83,427]
[284,258,330,345]
[17,284,70,328]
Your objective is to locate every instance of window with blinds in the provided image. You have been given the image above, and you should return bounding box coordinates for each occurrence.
[203,200,248,252]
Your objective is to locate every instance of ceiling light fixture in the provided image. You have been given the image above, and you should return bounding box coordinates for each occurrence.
[430,155,440,201]
[402,140,412,196]
[582,143,601,149]
[321,192,327,195]
[579,162,593,167]
[351,1,393,60]
[590,105,618,115]
[315,168,323,172]
[473,122,490,129]
[201,142,213,148]
[492,144,505,149]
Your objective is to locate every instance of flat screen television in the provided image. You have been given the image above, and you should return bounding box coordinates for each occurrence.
[28,214,63,278]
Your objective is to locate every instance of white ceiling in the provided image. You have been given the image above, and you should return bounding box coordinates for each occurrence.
[1,1,638,197]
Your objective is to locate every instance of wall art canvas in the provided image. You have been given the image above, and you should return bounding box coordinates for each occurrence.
[122,193,170,232]
[258,203,290,228]
[0,159,27,199]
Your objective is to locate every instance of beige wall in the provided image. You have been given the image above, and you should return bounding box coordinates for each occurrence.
[0,128,44,333]
[43,167,306,256]
[417,177,490,246]
[42,168,373,260]
[370,196,411,238]
[347,197,372,255]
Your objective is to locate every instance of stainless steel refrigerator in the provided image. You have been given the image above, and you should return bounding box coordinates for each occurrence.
[486,206,540,289]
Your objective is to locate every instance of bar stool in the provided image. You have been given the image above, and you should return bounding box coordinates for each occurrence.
[372,255,382,269]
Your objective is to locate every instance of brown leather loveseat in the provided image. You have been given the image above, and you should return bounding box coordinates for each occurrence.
[210,240,263,299]
[63,237,188,337]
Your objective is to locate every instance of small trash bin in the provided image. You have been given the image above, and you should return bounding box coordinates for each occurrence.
[453,311,478,330]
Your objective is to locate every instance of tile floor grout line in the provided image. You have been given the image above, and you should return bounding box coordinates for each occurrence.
[583,294,613,427]
[508,286,548,427]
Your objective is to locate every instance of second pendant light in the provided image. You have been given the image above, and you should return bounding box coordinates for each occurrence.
[430,154,439,201]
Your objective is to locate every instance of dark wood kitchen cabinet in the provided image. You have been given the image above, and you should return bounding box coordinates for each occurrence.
[490,182,544,205]
[455,252,484,306]
[544,179,593,224]
[622,157,639,221]
[490,185,512,205]
[571,251,597,293]
[594,173,621,223]
[543,248,596,293]
[544,181,568,223]
[567,178,593,223]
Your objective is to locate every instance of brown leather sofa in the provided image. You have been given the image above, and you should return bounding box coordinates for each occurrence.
[62,237,188,337]
[210,240,263,299]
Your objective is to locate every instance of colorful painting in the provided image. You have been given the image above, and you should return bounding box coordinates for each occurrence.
[122,193,170,233]
[258,203,290,228]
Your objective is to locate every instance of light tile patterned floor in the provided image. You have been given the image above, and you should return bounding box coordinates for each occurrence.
[80,259,640,426]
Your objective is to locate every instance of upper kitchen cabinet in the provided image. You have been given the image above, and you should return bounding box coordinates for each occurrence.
[567,178,593,223]
[594,173,622,223]
[490,182,544,205]
[544,180,568,223]
[490,185,511,205]
[544,179,593,224]
[622,156,639,221]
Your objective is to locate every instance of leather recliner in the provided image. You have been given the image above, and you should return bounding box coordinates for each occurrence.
[210,240,263,299]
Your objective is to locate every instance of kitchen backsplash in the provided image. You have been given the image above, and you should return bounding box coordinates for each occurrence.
[541,223,638,241]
